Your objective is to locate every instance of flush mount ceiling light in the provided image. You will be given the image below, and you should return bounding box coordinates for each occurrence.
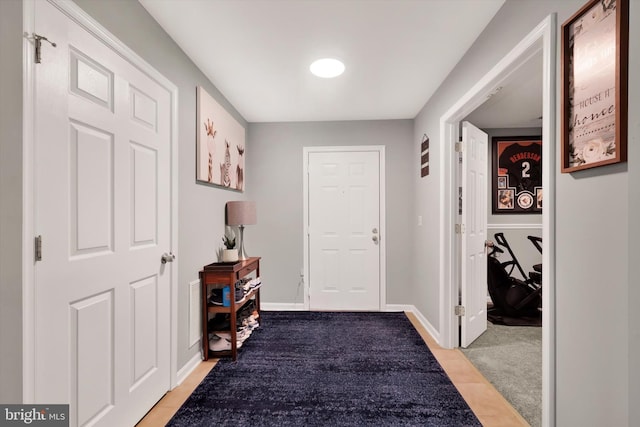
[309,58,345,78]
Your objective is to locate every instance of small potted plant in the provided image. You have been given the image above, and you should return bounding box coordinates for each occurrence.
[221,227,238,262]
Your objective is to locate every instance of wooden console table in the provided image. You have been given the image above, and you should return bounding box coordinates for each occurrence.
[199,257,261,361]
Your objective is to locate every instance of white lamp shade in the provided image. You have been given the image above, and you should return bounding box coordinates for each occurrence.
[226,201,257,226]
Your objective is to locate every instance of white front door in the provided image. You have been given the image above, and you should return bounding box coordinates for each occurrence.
[33,2,172,425]
[307,149,381,311]
[460,122,488,347]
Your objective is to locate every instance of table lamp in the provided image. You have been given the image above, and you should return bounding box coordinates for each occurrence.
[225,201,257,260]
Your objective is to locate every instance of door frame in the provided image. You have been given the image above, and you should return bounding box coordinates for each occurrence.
[22,0,180,401]
[303,146,386,311]
[438,15,557,426]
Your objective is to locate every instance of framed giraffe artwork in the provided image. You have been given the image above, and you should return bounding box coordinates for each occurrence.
[196,86,246,191]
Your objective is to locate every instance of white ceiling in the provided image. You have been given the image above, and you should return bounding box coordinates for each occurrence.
[465,49,543,129]
[138,0,507,123]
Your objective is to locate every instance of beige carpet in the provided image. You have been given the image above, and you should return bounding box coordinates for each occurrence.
[460,322,542,427]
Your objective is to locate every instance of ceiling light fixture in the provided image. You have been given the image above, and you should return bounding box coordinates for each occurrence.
[310,58,345,78]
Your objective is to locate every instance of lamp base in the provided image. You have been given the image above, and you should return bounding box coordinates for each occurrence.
[237,225,249,260]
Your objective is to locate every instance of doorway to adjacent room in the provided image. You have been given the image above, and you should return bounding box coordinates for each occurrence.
[438,14,557,427]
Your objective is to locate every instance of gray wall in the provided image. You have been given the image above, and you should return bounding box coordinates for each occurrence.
[246,120,414,305]
[0,0,24,403]
[414,0,638,425]
[628,0,640,419]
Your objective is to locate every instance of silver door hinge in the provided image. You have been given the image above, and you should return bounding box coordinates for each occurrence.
[34,34,57,64]
[455,224,465,234]
[455,142,464,153]
[455,305,465,316]
[35,235,42,261]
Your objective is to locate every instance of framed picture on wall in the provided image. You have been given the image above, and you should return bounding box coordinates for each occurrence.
[492,136,542,214]
[560,0,628,173]
[420,134,430,177]
[196,86,246,191]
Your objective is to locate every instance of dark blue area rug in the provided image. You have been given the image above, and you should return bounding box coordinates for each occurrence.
[167,311,481,427]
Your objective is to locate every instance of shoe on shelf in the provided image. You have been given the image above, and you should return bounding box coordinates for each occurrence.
[216,329,251,344]
[208,314,230,331]
[209,335,231,352]
[214,331,232,341]
[247,315,259,330]
[248,277,261,290]
[208,289,224,305]
[239,315,259,331]
[235,288,246,302]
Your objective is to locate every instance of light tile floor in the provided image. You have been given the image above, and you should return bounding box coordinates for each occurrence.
[405,312,530,427]
[136,359,217,427]
[137,312,529,427]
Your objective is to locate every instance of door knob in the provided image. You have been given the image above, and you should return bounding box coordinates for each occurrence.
[161,252,175,264]
[372,235,379,244]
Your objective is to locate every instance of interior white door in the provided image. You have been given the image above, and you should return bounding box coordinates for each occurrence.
[460,122,488,347]
[308,150,380,310]
[34,2,171,426]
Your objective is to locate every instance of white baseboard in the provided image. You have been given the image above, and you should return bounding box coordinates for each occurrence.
[384,304,413,312]
[175,352,202,388]
[404,305,440,345]
[261,302,307,311]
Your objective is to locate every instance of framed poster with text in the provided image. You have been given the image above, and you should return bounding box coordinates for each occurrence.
[561,0,628,172]
[492,136,542,214]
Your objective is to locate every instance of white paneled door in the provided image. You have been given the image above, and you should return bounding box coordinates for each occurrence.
[460,122,488,347]
[33,2,172,426]
[307,149,381,311]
